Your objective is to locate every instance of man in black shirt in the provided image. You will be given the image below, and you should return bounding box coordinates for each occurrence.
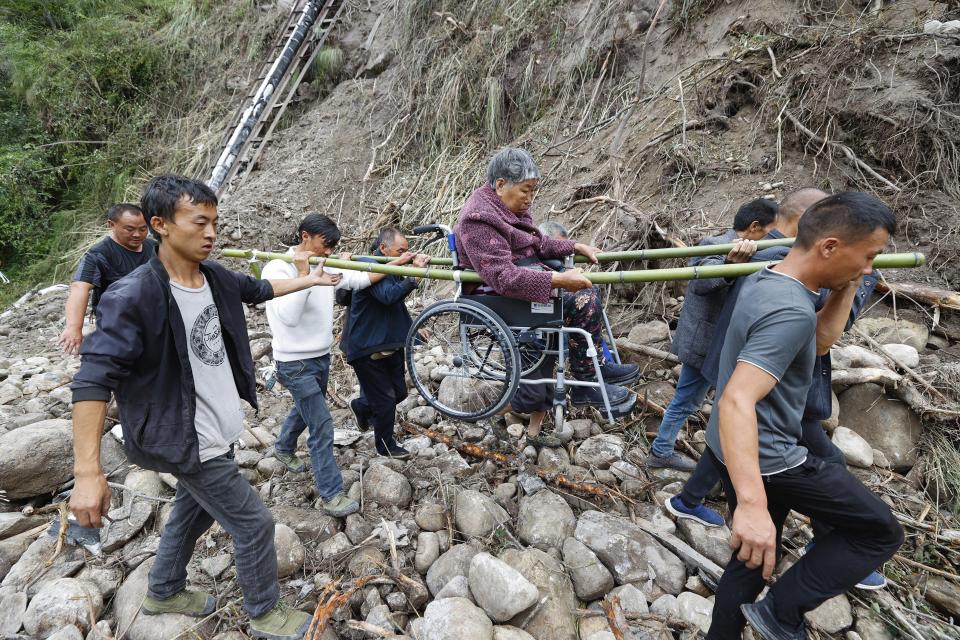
[58,203,157,354]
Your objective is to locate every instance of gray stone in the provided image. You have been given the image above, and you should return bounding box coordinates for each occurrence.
[609,584,648,616]
[492,626,536,640]
[568,419,595,440]
[922,575,960,618]
[47,625,84,640]
[855,317,928,350]
[1,533,84,595]
[832,427,874,468]
[318,532,352,561]
[349,545,386,577]
[0,512,46,539]
[574,434,624,469]
[426,543,479,595]
[838,384,921,470]
[627,321,670,345]
[517,490,576,550]
[416,532,440,574]
[114,558,212,640]
[537,447,569,473]
[804,594,852,633]
[274,523,306,578]
[0,383,21,405]
[365,463,413,507]
[0,419,74,498]
[23,578,102,636]
[272,505,340,543]
[854,606,894,640]
[500,548,577,640]
[367,603,400,633]
[650,594,678,617]
[493,483,517,500]
[344,513,373,544]
[455,490,509,538]
[832,345,887,369]
[469,552,539,622]
[415,503,447,532]
[0,590,26,635]
[86,620,113,640]
[578,616,611,639]
[574,510,686,595]
[408,406,438,427]
[102,500,153,552]
[676,591,712,634]
[422,597,492,640]
[437,377,501,416]
[583,632,615,640]
[9,412,48,429]
[201,554,233,579]
[76,566,122,600]
[881,343,920,368]
[562,537,613,601]
[822,391,840,432]
[676,519,732,566]
[435,574,472,601]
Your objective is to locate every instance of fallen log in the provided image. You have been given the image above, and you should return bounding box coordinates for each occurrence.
[875,280,960,311]
[616,339,681,364]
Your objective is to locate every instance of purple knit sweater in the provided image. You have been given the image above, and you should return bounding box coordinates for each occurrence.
[454,184,576,303]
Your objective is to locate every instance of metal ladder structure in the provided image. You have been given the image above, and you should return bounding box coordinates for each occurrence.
[207,0,345,195]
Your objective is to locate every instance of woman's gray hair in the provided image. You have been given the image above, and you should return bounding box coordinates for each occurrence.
[486,147,541,187]
[538,220,569,239]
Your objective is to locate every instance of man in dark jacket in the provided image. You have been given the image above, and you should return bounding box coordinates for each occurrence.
[345,227,430,457]
[68,174,340,640]
[645,198,779,473]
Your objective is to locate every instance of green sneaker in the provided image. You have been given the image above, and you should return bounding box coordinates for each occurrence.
[142,590,216,617]
[274,450,306,473]
[250,600,312,640]
[322,493,360,518]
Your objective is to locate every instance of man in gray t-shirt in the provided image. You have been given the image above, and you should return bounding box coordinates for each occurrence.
[170,279,244,461]
[705,266,820,475]
[704,193,904,640]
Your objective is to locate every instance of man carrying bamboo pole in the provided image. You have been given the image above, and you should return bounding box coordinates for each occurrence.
[68,175,341,640]
[644,198,778,480]
[704,192,904,640]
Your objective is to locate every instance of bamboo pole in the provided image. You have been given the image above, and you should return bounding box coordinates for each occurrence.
[350,237,797,266]
[222,249,925,284]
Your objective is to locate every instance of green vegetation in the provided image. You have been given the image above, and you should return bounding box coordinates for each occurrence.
[0,0,283,305]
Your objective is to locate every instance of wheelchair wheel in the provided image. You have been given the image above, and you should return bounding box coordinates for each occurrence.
[406,298,521,422]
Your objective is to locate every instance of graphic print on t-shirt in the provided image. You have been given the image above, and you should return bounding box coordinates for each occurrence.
[190,304,226,366]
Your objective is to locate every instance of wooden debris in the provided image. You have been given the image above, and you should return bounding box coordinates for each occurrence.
[629,516,724,583]
[616,339,681,364]
[602,594,631,640]
[306,576,374,640]
[875,281,960,311]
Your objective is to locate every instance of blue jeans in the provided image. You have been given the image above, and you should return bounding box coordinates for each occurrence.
[149,450,278,618]
[651,363,712,458]
[275,355,343,501]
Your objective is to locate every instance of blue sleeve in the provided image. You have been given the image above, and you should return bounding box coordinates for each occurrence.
[686,253,734,296]
[359,258,417,305]
[847,272,878,330]
[71,287,144,402]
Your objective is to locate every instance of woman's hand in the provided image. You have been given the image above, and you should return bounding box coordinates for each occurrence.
[573,243,601,264]
[552,268,593,292]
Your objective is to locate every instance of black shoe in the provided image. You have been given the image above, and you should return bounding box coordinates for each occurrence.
[741,595,806,640]
[570,383,630,408]
[576,361,640,385]
[351,399,370,431]
[377,444,411,460]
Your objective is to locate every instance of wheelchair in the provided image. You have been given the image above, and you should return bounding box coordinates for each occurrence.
[404,224,633,427]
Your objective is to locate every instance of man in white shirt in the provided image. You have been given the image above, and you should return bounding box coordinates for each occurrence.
[262,214,416,517]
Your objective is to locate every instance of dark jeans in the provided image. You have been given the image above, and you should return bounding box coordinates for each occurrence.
[148,451,278,618]
[275,355,343,501]
[350,351,407,451]
[562,287,605,375]
[680,416,846,512]
[703,448,903,639]
[652,364,712,458]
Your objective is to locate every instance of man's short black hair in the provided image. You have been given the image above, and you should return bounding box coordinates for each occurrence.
[141,174,218,240]
[795,192,896,249]
[106,203,144,222]
[370,227,403,252]
[290,213,341,248]
[732,198,778,231]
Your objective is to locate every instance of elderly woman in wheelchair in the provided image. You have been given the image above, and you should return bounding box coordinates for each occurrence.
[453,148,639,411]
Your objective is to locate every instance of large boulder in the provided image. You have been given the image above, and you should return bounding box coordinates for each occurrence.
[364,462,413,507]
[437,377,500,415]
[500,548,577,640]
[468,552,539,622]
[422,597,493,640]
[675,519,732,567]
[272,505,341,542]
[0,590,27,635]
[804,594,852,634]
[676,592,713,634]
[274,523,306,578]
[426,543,480,595]
[627,321,670,345]
[114,558,213,640]
[23,578,102,636]
[831,426,874,468]
[854,317,928,350]
[0,419,74,498]
[838,384,921,470]
[1,532,85,596]
[517,490,576,550]
[574,510,686,595]
[573,434,625,470]
[455,490,509,538]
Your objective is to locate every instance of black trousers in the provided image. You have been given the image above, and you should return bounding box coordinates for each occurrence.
[704,448,903,639]
[351,351,407,451]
